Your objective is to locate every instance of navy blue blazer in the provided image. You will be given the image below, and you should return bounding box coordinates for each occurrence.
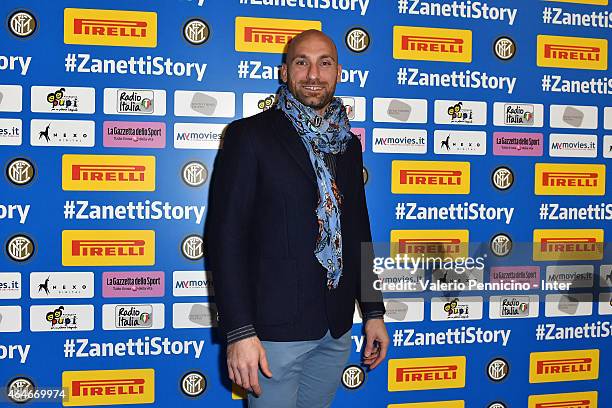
[204,108,385,343]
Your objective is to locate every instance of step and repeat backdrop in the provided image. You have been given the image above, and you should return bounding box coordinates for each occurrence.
[0,0,611,407]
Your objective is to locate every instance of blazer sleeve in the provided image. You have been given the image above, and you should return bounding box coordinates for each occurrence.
[350,136,386,319]
[206,120,258,342]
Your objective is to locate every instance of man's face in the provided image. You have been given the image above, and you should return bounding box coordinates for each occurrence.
[281,33,342,115]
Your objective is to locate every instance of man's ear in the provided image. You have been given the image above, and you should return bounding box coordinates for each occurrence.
[280,63,288,83]
[336,63,342,82]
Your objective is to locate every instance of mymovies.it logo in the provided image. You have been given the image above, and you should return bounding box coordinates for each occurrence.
[174,123,226,150]
[173,271,213,297]
[372,129,427,154]
[0,272,21,299]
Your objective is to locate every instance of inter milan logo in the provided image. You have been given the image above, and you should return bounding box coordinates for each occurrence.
[8,10,36,38]
[183,19,210,45]
[182,161,208,187]
[487,358,509,382]
[182,235,204,260]
[490,233,512,257]
[7,377,35,404]
[6,234,34,262]
[491,166,514,191]
[494,37,516,61]
[341,365,365,390]
[6,158,35,186]
[180,371,207,397]
[345,28,370,53]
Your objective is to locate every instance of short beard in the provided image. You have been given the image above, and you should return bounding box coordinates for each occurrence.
[289,81,336,113]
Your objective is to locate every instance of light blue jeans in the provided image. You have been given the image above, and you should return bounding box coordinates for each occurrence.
[248,329,352,408]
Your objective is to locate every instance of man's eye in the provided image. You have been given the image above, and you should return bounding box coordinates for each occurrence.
[295,60,307,65]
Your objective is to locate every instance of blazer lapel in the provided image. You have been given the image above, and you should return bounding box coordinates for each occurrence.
[271,110,318,186]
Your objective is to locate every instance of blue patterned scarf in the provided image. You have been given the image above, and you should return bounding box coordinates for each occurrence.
[276,84,352,289]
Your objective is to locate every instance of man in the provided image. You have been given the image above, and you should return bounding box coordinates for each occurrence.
[205,30,389,408]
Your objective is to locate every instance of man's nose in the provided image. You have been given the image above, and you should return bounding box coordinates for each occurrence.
[307,63,320,80]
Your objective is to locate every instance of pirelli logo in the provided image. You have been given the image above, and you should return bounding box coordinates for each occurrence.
[388,356,466,391]
[547,0,607,5]
[392,160,470,194]
[533,229,604,261]
[393,26,472,63]
[535,163,605,196]
[389,401,464,408]
[62,154,155,191]
[529,350,599,383]
[62,230,155,266]
[528,391,598,408]
[63,368,155,406]
[235,17,321,54]
[391,230,469,259]
[537,35,607,70]
[64,8,157,48]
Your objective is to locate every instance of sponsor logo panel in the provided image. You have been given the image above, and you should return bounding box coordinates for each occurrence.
[242,92,277,118]
[533,229,604,261]
[235,17,321,53]
[493,132,543,156]
[392,160,470,194]
[604,136,612,159]
[393,26,472,63]
[30,304,94,332]
[62,368,155,406]
[339,96,366,122]
[537,35,607,70]
[534,163,605,196]
[390,229,469,258]
[599,292,612,315]
[0,306,22,332]
[30,272,94,299]
[64,8,157,48]
[545,265,594,288]
[549,105,598,129]
[174,123,225,150]
[549,134,597,158]
[102,271,164,298]
[62,154,156,192]
[372,98,427,123]
[529,349,599,383]
[605,107,612,129]
[30,119,95,147]
[431,296,483,321]
[434,100,487,125]
[388,356,466,391]
[388,402,464,408]
[173,271,213,297]
[0,119,22,145]
[545,293,594,317]
[30,86,95,114]
[383,298,425,323]
[493,102,544,127]
[434,130,486,155]
[600,265,612,287]
[103,121,166,148]
[102,303,164,330]
[489,295,539,319]
[528,391,598,408]
[0,272,21,299]
[0,85,23,112]
[62,230,155,266]
[174,90,235,118]
[172,302,218,328]
[373,129,427,154]
[490,266,540,286]
[103,88,166,116]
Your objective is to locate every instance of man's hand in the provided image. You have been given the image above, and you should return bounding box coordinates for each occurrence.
[362,319,389,369]
[227,336,272,396]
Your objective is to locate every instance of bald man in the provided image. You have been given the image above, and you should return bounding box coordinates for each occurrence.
[205,30,388,408]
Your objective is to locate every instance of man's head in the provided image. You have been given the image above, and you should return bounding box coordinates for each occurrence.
[281,30,342,116]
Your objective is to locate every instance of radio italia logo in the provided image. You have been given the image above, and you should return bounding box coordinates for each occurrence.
[62,230,155,266]
[535,163,605,196]
[62,369,155,406]
[64,8,157,48]
[390,230,469,259]
[533,229,603,261]
[392,160,470,194]
[388,356,466,391]
[528,391,598,408]
[235,17,321,54]
[393,26,472,63]
[62,154,155,191]
[537,35,607,71]
[529,350,599,383]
